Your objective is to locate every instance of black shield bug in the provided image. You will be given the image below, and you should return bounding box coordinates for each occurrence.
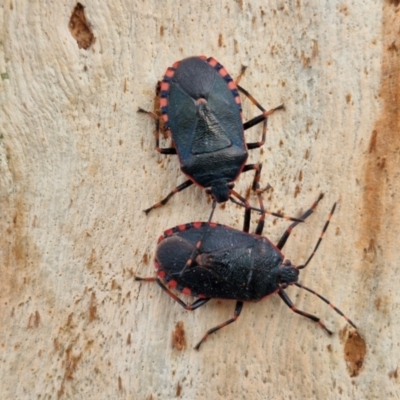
[139,56,290,231]
[136,194,356,350]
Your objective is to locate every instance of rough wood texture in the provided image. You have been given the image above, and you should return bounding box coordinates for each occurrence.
[1,1,399,398]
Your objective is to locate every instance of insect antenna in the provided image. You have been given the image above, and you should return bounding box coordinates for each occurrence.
[298,202,336,270]
[295,282,357,329]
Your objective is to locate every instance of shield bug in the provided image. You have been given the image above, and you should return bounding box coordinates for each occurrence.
[139,56,288,231]
[136,194,356,350]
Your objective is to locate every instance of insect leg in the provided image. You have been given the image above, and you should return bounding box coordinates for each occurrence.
[234,65,247,85]
[194,301,244,350]
[236,82,284,149]
[135,276,210,311]
[144,180,194,214]
[243,104,284,148]
[230,174,304,234]
[138,107,177,154]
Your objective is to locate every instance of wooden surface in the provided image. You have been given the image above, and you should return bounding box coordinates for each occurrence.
[1,1,399,398]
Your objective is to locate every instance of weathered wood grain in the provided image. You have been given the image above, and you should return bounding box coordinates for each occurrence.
[1,1,399,398]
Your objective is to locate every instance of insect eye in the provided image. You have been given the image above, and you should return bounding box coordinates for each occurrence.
[205,188,212,195]
[280,282,288,289]
[228,183,235,189]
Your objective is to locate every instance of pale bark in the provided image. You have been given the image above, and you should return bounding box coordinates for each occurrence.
[1,1,399,398]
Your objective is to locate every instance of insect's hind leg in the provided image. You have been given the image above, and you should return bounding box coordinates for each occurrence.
[135,276,210,311]
[194,301,244,350]
[243,105,284,149]
[235,65,284,148]
[237,83,284,149]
